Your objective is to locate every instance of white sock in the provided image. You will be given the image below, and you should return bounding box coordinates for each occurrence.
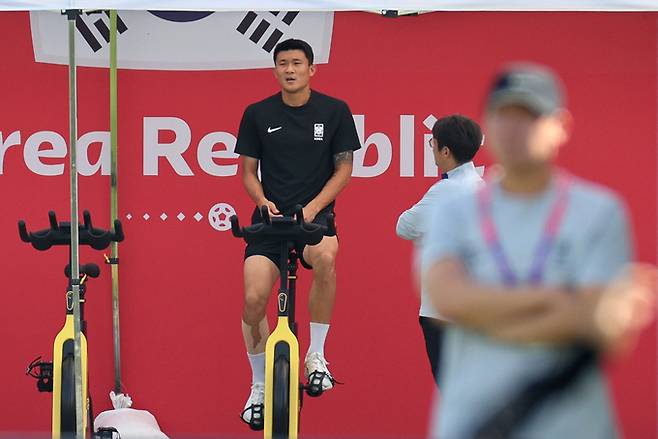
[248,352,265,384]
[308,322,330,357]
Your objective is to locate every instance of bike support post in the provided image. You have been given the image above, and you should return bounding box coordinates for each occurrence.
[65,9,84,438]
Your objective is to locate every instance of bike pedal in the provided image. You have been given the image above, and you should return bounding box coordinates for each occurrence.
[242,404,264,431]
[305,383,324,397]
[26,357,53,393]
[94,427,120,438]
[249,419,264,431]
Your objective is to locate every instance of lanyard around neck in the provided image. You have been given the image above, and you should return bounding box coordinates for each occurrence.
[477,174,571,286]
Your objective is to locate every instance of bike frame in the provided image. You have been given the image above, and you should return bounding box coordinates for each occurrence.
[231,206,332,439]
[53,275,89,438]
[264,241,301,439]
[19,210,123,439]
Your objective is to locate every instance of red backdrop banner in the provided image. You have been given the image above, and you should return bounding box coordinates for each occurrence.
[0,10,656,438]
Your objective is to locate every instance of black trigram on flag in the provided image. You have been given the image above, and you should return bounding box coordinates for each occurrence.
[236,11,300,53]
[76,11,128,53]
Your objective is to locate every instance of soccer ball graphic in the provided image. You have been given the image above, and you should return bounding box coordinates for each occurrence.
[208,203,236,232]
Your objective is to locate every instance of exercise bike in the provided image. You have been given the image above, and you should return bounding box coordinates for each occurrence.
[21,210,124,438]
[230,205,336,439]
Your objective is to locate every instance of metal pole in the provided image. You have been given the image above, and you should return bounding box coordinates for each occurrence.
[66,9,85,438]
[109,9,123,395]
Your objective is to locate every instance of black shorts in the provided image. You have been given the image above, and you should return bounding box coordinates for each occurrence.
[243,206,337,269]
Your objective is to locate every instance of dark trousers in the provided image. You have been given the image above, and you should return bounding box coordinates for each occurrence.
[419,316,444,386]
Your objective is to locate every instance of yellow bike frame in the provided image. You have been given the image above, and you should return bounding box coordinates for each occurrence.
[52,279,89,438]
[264,245,301,439]
[264,314,300,438]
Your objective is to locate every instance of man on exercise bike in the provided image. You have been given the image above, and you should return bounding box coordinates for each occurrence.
[234,38,361,427]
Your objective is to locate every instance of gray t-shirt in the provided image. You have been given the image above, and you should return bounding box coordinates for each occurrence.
[421,174,631,439]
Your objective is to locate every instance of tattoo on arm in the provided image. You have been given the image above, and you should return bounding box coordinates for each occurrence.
[333,150,353,166]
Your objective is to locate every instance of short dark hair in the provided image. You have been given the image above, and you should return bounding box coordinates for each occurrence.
[432,115,483,164]
[273,38,314,65]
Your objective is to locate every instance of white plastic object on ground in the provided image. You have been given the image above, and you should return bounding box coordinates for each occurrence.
[110,391,133,409]
[94,407,169,439]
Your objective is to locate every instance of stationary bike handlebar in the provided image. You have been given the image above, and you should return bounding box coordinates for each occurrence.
[18,210,124,251]
[230,204,336,246]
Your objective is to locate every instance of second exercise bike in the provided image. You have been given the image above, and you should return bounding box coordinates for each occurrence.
[22,210,124,438]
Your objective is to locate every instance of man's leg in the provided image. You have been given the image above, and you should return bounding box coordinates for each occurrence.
[303,236,339,392]
[305,236,339,324]
[242,255,279,354]
[240,255,279,425]
[419,316,444,386]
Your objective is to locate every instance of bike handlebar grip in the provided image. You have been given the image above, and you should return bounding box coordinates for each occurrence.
[86,221,110,250]
[19,211,122,251]
[260,205,271,225]
[48,211,58,230]
[18,220,30,243]
[230,215,243,238]
[326,214,336,236]
[83,210,92,230]
[112,220,125,242]
[294,204,304,226]
[30,225,53,251]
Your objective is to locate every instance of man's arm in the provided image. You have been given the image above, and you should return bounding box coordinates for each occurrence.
[396,207,422,241]
[240,156,280,216]
[396,183,444,241]
[420,185,655,351]
[424,257,656,350]
[424,258,576,333]
[303,151,353,222]
[486,266,657,353]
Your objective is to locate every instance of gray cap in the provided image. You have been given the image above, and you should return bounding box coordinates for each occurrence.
[486,63,566,115]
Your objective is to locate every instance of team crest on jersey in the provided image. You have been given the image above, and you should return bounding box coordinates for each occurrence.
[314,123,324,141]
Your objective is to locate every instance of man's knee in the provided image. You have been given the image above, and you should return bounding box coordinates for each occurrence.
[311,251,337,278]
[244,278,272,319]
[243,259,277,319]
[242,287,269,325]
[244,288,268,311]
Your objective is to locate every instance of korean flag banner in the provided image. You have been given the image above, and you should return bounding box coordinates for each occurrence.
[29,10,333,70]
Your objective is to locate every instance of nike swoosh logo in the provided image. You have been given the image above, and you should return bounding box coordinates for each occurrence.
[267,126,282,133]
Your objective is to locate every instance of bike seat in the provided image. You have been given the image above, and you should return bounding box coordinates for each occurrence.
[64,263,101,279]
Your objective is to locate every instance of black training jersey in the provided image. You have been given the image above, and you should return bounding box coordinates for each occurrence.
[235,90,361,213]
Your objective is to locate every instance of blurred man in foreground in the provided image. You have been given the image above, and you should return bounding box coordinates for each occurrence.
[422,63,657,439]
